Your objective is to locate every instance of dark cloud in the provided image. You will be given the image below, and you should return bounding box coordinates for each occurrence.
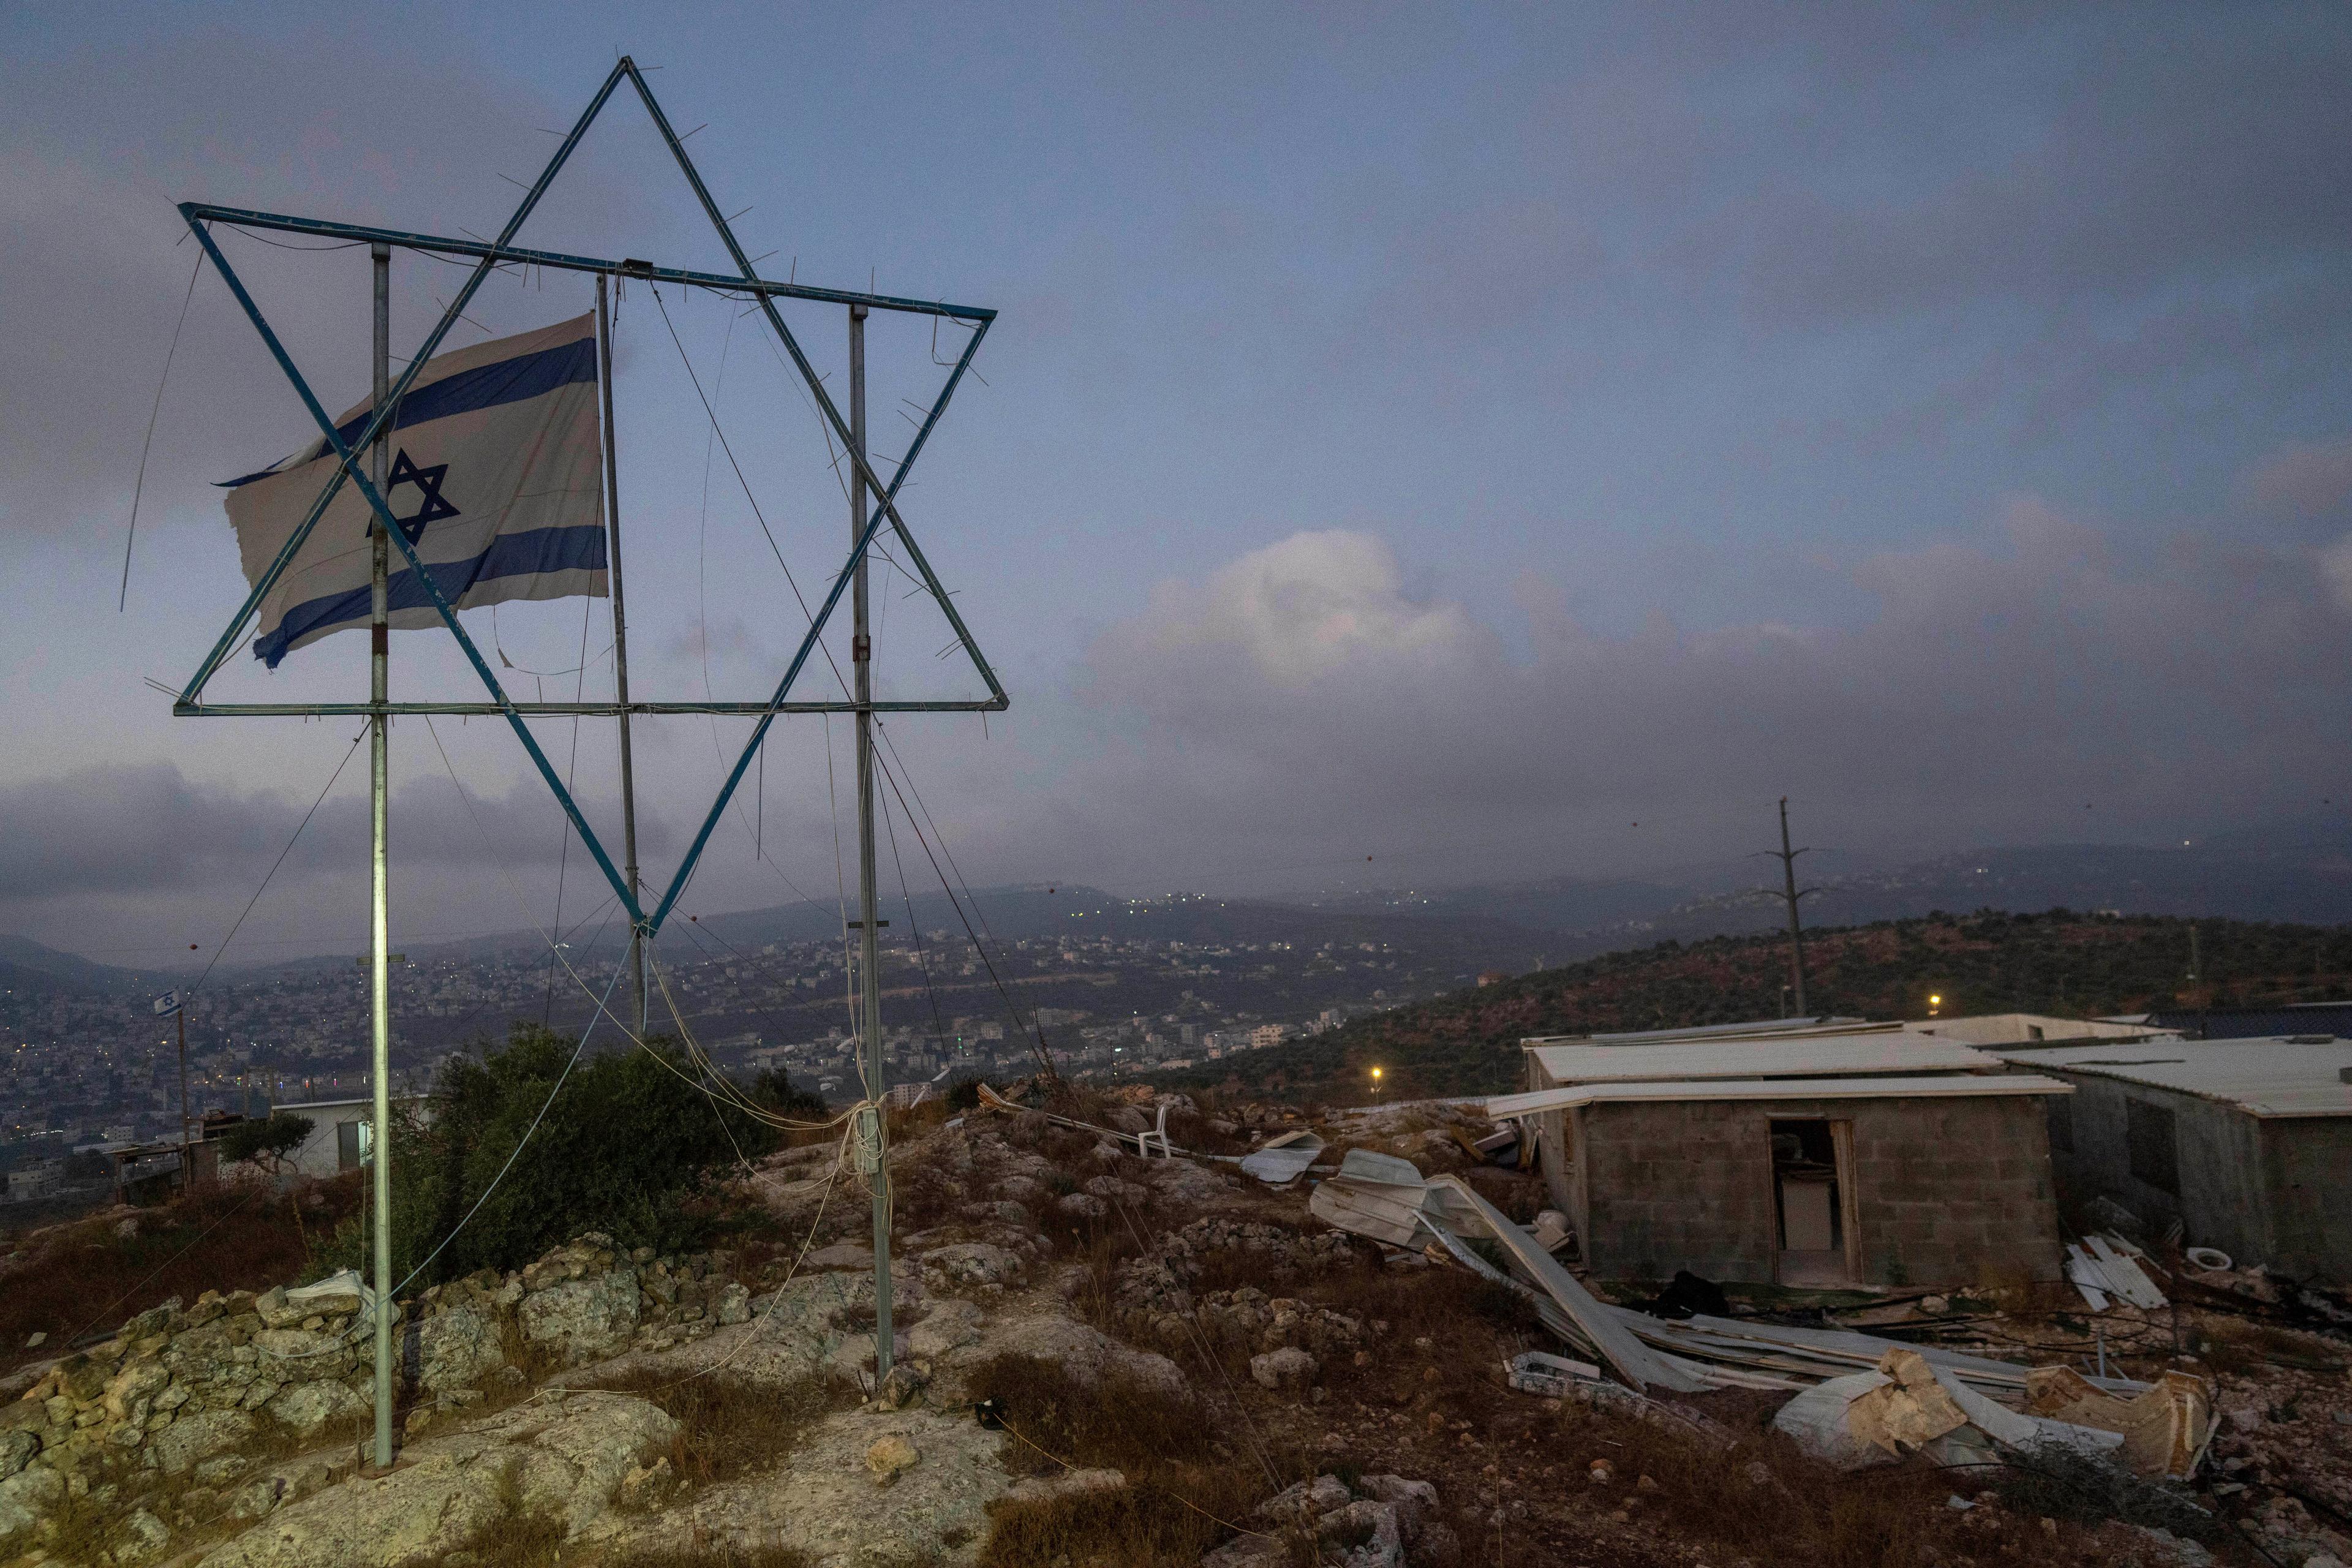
[0,761,668,902]
[0,26,662,542]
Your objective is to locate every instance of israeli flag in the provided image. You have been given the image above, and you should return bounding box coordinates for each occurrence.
[223,314,606,668]
[152,990,181,1017]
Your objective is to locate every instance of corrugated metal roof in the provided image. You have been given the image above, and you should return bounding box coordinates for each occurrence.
[1487,1074,2073,1120]
[2139,1005,2352,1042]
[1522,1016,1880,1048]
[1991,1037,2352,1119]
[1527,1032,2004,1086]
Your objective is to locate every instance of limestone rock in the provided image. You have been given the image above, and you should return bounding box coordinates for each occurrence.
[0,1429,36,1480]
[1084,1175,1148,1206]
[0,1463,63,1549]
[252,1287,305,1330]
[714,1282,750,1326]
[920,1243,1025,1295]
[518,1267,641,1363]
[153,1407,257,1476]
[267,1379,366,1436]
[1054,1192,1108,1219]
[196,1391,674,1568]
[1251,1347,1316,1392]
[104,1355,173,1425]
[609,1407,1003,1568]
[907,1299,984,1360]
[116,1506,173,1563]
[865,1433,920,1483]
[410,1303,505,1393]
[934,1313,1186,1405]
[1317,1499,1404,1568]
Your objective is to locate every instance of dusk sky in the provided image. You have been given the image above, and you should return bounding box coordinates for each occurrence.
[4,2,2350,968]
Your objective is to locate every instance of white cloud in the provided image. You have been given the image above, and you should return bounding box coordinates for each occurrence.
[1098,530,1482,688]
[1065,505,2352,881]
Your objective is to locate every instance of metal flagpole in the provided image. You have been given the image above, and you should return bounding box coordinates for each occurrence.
[851,302,892,1382]
[597,273,647,1034]
[369,241,396,1471]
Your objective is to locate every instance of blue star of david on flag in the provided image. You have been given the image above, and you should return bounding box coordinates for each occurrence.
[385,450,460,543]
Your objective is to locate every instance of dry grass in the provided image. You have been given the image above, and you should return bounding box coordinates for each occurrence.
[963,1352,1287,1568]
[606,1547,814,1568]
[586,1370,848,1488]
[2193,1316,2348,1376]
[0,1174,362,1375]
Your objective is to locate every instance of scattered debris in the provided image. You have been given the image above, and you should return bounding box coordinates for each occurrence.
[1502,1349,1602,1396]
[1237,1129,1324,1186]
[2024,1365,2218,1479]
[1772,1347,2128,1471]
[2068,1232,2168,1311]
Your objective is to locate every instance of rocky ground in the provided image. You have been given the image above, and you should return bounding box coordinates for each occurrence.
[0,1088,2344,1568]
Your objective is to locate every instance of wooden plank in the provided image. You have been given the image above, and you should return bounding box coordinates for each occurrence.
[1425,1174,1699,1393]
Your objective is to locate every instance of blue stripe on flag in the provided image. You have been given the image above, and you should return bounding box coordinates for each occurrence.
[221,336,597,488]
[252,523,607,668]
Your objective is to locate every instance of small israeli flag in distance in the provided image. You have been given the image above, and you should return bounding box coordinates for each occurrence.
[152,990,181,1017]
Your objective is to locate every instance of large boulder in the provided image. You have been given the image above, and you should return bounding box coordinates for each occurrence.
[919,1243,1025,1296]
[153,1407,258,1476]
[931,1313,1187,1404]
[197,1392,674,1568]
[409,1303,505,1395]
[267,1380,368,1436]
[0,1463,62,1551]
[518,1267,640,1364]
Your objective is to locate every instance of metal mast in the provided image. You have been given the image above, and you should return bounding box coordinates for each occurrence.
[368,242,395,1470]
[597,274,647,1033]
[851,302,893,1382]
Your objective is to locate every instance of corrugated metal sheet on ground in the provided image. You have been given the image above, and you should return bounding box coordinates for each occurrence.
[1991,1037,2352,1118]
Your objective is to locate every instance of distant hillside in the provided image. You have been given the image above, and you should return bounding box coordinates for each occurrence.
[1154,910,2352,1102]
[1321,822,2352,952]
[0,934,148,997]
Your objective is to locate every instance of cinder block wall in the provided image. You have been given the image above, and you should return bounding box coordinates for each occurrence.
[2264,1120,2352,1281]
[1575,1095,2065,1286]
[2044,1074,2269,1267]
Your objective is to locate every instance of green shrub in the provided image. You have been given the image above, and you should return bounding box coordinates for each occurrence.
[315,1023,802,1286]
[218,1114,314,1175]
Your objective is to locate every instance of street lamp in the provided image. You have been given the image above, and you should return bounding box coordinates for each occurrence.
[1370,1065,1384,1102]
[1928,993,1943,1017]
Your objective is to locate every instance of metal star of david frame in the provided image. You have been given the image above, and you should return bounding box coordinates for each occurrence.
[171,57,1005,940]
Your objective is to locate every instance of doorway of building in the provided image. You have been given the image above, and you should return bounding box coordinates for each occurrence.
[1771,1118,1856,1286]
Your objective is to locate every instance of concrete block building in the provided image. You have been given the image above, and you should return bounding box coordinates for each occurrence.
[1991,1036,2352,1283]
[1489,1020,2071,1287]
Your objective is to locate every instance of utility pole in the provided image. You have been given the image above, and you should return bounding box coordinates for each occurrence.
[597,273,647,1036]
[850,302,893,1384]
[368,241,395,1472]
[176,1002,191,1185]
[1760,797,1817,1017]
